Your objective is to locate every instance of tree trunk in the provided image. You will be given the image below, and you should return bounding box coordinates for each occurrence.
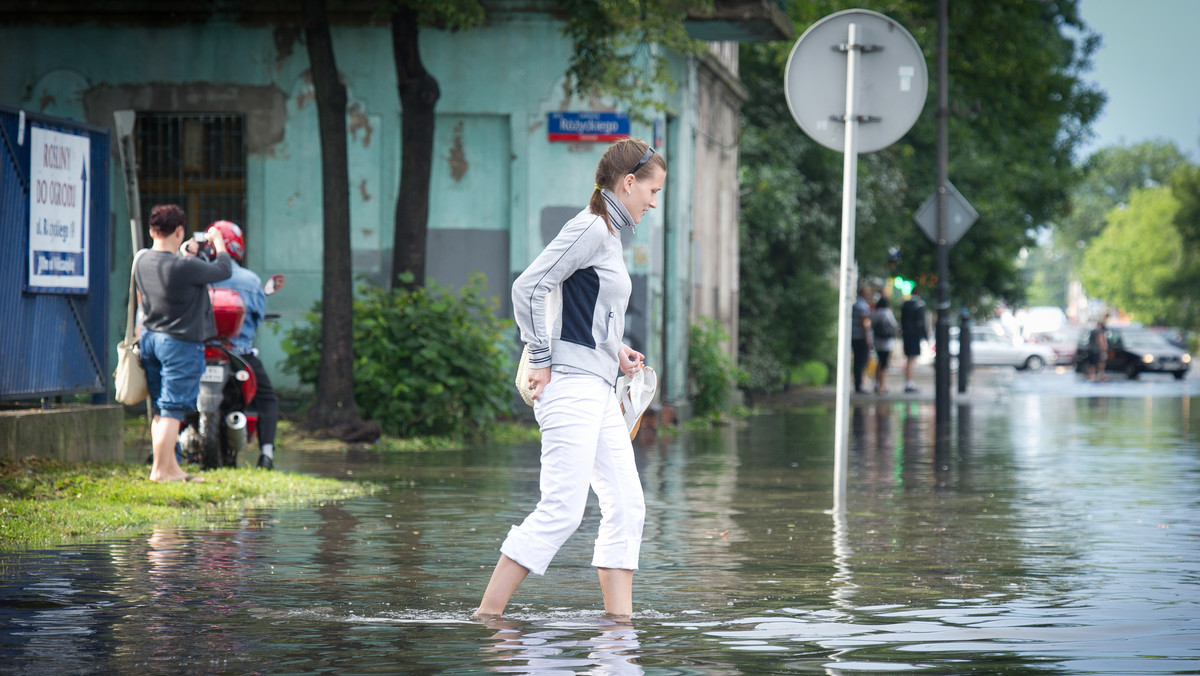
[390,7,440,292]
[301,0,380,442]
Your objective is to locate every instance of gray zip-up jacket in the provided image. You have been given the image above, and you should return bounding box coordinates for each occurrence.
[512,190,634,386]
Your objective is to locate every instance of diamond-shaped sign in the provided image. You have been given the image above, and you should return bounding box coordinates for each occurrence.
[914,181,978,246]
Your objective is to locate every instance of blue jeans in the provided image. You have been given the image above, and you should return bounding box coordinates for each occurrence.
[140,331,204,421]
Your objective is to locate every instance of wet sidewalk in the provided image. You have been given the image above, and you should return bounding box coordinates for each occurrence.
[755,362,1026,408]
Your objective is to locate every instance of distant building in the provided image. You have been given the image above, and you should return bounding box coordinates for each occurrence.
[0,1,790,415]
[1014,306,1069,336]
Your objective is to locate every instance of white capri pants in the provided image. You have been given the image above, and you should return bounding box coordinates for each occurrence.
[500,371,646,576]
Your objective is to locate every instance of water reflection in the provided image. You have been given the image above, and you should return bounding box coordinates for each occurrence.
[2,386,1200,674]
[828,509,855,612]
[0,547,115,675]
[479,617,642,674]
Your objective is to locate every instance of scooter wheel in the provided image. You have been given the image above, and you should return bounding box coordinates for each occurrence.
[198,412,222,469]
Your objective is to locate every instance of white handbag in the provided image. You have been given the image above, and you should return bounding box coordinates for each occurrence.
[114,339,147,406]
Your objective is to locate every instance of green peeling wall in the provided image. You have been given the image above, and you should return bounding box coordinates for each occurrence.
[0,8,747,415]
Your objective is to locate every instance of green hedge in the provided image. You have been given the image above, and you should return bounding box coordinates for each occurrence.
[282,274,514,438]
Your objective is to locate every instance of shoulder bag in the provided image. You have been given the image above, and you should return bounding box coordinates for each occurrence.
[114,250,148,406]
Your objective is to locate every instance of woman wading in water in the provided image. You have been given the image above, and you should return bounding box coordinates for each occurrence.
[473,138,666,620]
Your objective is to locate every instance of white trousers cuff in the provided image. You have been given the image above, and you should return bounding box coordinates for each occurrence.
[592,536,642,570]
[500,525,559,577]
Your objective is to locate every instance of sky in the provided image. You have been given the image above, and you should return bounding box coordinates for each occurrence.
[1075,0,1200,161]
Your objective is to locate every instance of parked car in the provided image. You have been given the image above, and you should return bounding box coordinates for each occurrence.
[948,328,1058,372]
[1028,327,1079,366]
[1074,327,1192,380]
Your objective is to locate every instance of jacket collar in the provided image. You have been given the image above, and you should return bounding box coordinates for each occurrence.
[600,189,635,231]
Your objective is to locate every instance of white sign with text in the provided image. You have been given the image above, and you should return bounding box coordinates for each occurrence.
[28,126,91,293]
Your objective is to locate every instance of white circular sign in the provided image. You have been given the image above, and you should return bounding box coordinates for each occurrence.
[784,9,928,154]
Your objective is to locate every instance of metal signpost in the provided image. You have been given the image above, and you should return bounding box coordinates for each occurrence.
[784,9,927,512]
[914,181,977,247]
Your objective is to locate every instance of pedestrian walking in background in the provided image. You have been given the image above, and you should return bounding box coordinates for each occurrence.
[1087,319,1108,382]
[871,296,899,394]
[473,138,665,620]
[852,285,872,393]
[900,291,928,393]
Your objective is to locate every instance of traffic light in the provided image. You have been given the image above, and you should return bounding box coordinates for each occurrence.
[894,276,915,296]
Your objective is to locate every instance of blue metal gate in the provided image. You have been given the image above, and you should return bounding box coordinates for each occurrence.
[0,105,111,402]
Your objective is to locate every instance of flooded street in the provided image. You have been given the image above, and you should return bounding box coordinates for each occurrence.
[2,369,1199,674]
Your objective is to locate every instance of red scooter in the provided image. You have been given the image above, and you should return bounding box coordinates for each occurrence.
[178,274,284,469]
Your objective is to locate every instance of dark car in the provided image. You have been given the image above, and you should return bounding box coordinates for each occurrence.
[1075,327,1192,380]
[1149,326,1189,350]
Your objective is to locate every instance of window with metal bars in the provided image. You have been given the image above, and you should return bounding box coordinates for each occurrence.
[135,113,246,238]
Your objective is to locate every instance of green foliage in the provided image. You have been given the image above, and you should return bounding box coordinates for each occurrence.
[1072,147,1200,332]
[736,344,786,394]
[398,0,485,30]
[739,0,1104,375]
[560,0,712,121]
[688,319,742,418]
[737,37,840,387]
[1166,162,1200,331]
[1058,141,1189,257]
[1080,186,1183,325]
[282,274,514,439]
[790,360,829,388]
[1029,141,1190,312]
[1022,248,1069,309]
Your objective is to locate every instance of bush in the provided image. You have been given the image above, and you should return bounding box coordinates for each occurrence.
[282,273,514,439]
[737,340,786,394]
[736,342,830,400]
[790,360,829,387]
[689,318,743,419]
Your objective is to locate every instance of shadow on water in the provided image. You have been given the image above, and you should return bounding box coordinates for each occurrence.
[3,373,1200,673]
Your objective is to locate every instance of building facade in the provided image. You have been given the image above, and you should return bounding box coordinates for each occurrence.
[0,1,789,415]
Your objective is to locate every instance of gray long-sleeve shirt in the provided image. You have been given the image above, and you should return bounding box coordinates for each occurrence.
[512,190,634,386]
[135,249,233,342]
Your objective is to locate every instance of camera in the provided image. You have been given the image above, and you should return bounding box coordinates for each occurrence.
[193,231,207,243]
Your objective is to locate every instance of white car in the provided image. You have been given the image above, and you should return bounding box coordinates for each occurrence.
[949,329,1058,372]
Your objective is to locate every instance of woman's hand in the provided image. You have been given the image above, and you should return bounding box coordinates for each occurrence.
[618,344,645,377]
[206,225,228,254]
[526,366,551,401]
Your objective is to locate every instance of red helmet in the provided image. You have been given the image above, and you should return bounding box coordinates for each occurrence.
[204,220,245,263]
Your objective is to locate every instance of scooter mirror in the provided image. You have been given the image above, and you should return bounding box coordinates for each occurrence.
[264,274,286,296]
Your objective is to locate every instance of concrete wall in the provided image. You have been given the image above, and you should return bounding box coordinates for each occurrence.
[691,48,747,363]
[0,406,123,463]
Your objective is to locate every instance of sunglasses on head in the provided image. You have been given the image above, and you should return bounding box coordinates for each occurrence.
[628,146,656,176]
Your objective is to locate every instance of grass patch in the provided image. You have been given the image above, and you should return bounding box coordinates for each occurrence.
[0,456,375,550]
[124,415,541,454]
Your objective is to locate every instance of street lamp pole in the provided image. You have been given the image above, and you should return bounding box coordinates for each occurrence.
[934,0,952,444]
